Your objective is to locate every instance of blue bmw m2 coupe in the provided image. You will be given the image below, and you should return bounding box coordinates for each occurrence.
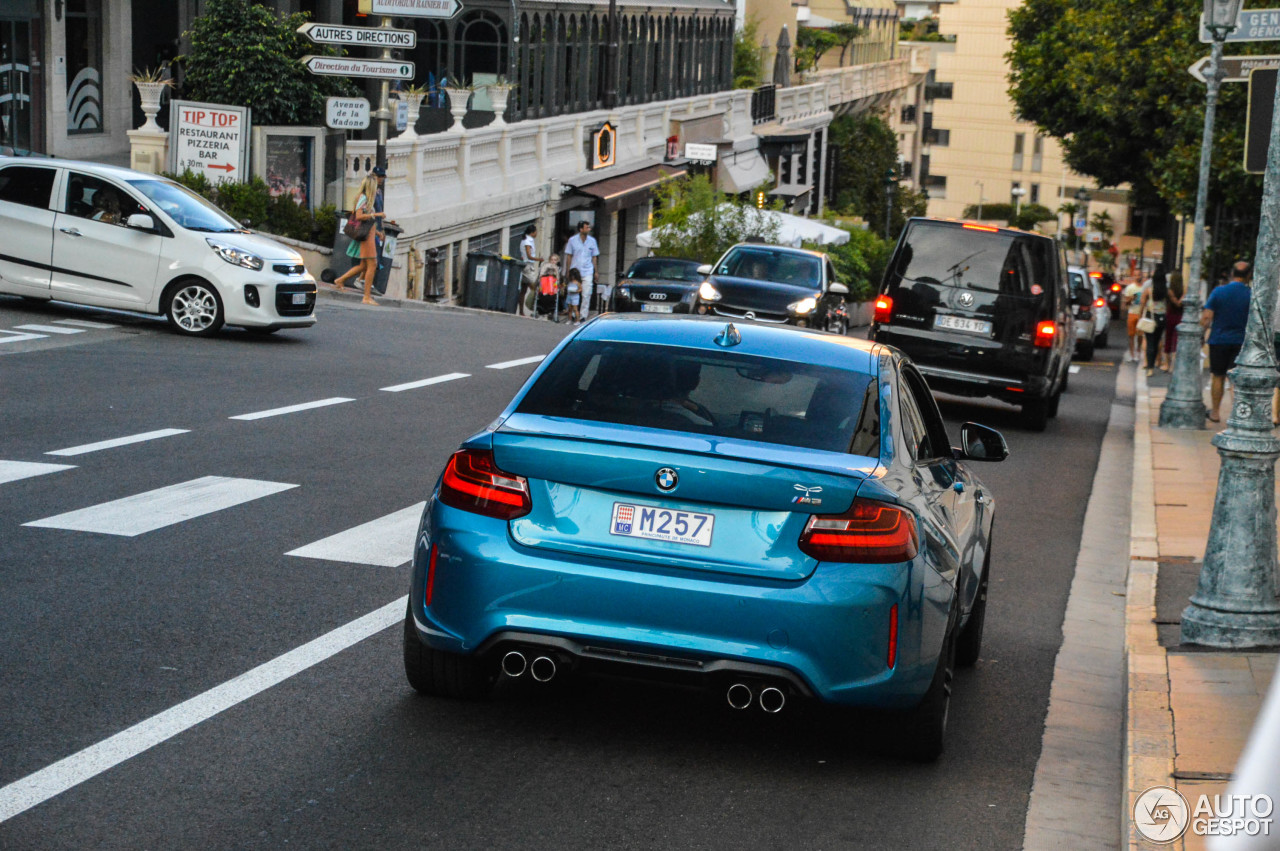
[404,315,1005,760]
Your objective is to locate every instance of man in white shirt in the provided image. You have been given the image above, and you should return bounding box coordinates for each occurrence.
[563,220,600,322]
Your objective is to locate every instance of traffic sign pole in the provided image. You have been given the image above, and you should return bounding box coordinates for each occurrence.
[376,16,392,174]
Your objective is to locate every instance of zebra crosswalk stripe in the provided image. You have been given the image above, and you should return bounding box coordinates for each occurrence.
[286,502,426,567]
[0,460,77,486]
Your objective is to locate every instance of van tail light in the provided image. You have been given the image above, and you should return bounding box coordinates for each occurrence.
[1034,321,1056,347]
[439,449,531,520]
[1110,283,1122,292]
[1094,298,1106,308]
[873,295,893,324]
[1089,271,1102,279]
[798,499,919,563]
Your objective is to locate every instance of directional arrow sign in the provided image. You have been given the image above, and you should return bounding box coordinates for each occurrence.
[1201,9,1280,43]
[1188,54,1280,83]
[302,56,414,80]
[297,22,417,49]
[363,0,463,19]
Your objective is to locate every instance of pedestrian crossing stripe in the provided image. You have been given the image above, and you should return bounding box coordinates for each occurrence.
[285,502,426,567]
[23,476,298,537]
[0,460,77,485]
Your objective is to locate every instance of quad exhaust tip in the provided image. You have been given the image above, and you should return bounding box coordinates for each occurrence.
[501,650,527,678]
[759,687,786,714]
[530,655,557,683]
[726,683,753,710]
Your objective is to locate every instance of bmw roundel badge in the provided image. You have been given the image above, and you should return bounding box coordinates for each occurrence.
[655,467,679,492]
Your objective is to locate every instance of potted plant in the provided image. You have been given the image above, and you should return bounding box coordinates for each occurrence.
[485,76,515,127]
[442,81,473,133]
[129,67,173,133]
[399,83,430,138]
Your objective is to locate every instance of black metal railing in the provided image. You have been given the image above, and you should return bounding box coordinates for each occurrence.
[751,83,777,125]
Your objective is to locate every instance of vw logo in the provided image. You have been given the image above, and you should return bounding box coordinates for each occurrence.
[744,311,756,321]
[655,467,679,492]
[650,293,668,301]
[958,291,975,308]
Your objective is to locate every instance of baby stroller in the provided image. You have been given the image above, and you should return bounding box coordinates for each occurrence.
[533,271,564,321]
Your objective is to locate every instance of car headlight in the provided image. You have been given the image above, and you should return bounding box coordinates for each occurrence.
[699,281,721,302]
[618,287,631,299]
[206,239,264,271]
[788,297,817,315]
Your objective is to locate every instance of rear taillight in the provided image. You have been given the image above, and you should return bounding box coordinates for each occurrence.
[1110,284,1122,293]
[1094,298,1106,308]
[873,295,893,324]
[1034,321,1056,347]
[438,449,531,520]
[798,499,919,563]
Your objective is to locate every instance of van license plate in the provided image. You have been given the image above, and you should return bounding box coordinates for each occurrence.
[610,502,714,547]
[641,303,675,313]
[292,293,308,305]
[934,315,992,336]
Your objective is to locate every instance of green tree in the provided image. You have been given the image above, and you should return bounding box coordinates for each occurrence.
[181,0,355,126]
[828,111,927,239]
[821,227,893,301]
[795,27,861,73]
[960,201,1055,230]
[733,18,763,89]
[647,174,781,262]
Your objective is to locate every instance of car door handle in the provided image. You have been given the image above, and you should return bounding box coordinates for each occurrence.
[59,227,82,237]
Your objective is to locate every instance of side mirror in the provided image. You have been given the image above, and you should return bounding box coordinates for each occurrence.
[829,282,849,295]
[957,422,1008,462]
[697,264,713,276]
[126,213,155,231]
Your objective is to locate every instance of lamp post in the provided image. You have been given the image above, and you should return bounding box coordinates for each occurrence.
[884,168,896,239]
[1161,0,1244,428]
[1180,0,1280,648]
[1011,186,1026,223]
[1073,187,1091,264]
[974,179,984,220]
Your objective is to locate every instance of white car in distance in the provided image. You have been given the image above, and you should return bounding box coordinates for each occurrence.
[0,157,317,336]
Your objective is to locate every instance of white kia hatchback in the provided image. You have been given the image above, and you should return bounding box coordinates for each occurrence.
[0,156,318,335]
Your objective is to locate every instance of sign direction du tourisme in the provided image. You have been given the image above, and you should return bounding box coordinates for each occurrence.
[167,100,250,184]
[359,0,463,19]
[1188,54,1280,83]
[303,55,413,80]
[1200,9,1280,42]
[298,22,417,49]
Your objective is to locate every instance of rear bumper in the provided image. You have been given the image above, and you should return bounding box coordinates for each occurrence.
[408,500,952,708]
[914,363,1051,402]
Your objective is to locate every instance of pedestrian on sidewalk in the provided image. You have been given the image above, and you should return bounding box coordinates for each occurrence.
[1137,263,1168,375]
[563,220,599,323]
[1201,259,1252,423]
[1123,274,1145,362]
[517,224,542,316]
[333,172,385,305]
[1161,270,1185,372]
[565,268,583,324]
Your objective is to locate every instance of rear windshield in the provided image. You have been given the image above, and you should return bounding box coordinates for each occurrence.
[626,258,704,283]
[714,246,822,289]
[1068,271,1086,290]
[890,223,1050,295]
[517,341,879,455]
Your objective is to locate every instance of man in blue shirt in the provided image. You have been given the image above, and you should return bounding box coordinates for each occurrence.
[1201,260,1252,422]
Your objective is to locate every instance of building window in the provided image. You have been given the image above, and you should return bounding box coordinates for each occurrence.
[66,0,105,135]
[471,228,502,254]
[901,104,917,124]
[1032,134,1044,173]
[1030,183,1040,204]
[925,81,952,100]
[1012,133,1025,171]
[926,128,949,146]
[923,174,946,200]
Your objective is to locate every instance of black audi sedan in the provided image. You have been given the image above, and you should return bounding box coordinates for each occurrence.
[612,257,707,314]
[692,243,851,333]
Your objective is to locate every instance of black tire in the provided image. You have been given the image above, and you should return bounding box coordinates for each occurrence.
[956,554,990,668]
[403,606,491,699]
[164,280,224,336]
[1021,397,1049,431]
[1047,390,1061,418]
[1061,365,1069,393]
[1096,328,1109,348]
[827,315,847,336]
[1079,342,1095,361]
[895,618,957,762]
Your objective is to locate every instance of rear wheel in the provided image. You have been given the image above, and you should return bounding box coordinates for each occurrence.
[1048,390,1061,418]
[1097,328,1109,348]
[403,606,492,699]
[895,618,957,762]
[1021,397,1049,431]
[956,554,990,667]
[1079,342,1095,361]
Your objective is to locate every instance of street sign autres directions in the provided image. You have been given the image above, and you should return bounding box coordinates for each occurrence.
[363,0,463,18]
[302,55,414,80]
[297,22,417,49]
[1188,54,1280,83]
[1200,9,1280,43]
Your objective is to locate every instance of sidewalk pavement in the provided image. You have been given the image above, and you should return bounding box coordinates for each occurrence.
[1125,370,1278,850]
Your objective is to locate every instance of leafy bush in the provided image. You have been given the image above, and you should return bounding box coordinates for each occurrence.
[733,19,763,89]
[807,226,892,302]
[167,170,338,245]
[959,202,1056,230]
[648,174,781,262]
[180,0,355,126]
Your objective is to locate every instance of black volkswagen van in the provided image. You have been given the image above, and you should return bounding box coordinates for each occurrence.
[870,218,1075,430]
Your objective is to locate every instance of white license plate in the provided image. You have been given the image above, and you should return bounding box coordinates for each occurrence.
[934,314,992,336]
[292,293,308,305]
[610,502,714,547]
[641,303,675,313]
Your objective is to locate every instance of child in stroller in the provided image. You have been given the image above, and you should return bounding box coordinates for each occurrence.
[534,253,564,321]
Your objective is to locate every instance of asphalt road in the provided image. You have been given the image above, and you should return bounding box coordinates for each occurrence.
[0,295,1120,850]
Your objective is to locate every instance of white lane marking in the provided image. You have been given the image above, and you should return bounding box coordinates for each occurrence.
[486,355,546,370]
[229,397,355,421]
[13,324,86,335]
[1069,366,1081,374]
[0,460,76,485]
[0,331,48,345]
[379,372,470,393]
[0,595,407,824]
[24,476,297,536]
[54,319,118,329]
[286,502,426,567]
[45,429,190,457]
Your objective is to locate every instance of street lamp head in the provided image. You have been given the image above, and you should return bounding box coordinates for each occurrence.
[1074,187,1091,203]
[1205,0,1243,30]
[1011,187,1026,197]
